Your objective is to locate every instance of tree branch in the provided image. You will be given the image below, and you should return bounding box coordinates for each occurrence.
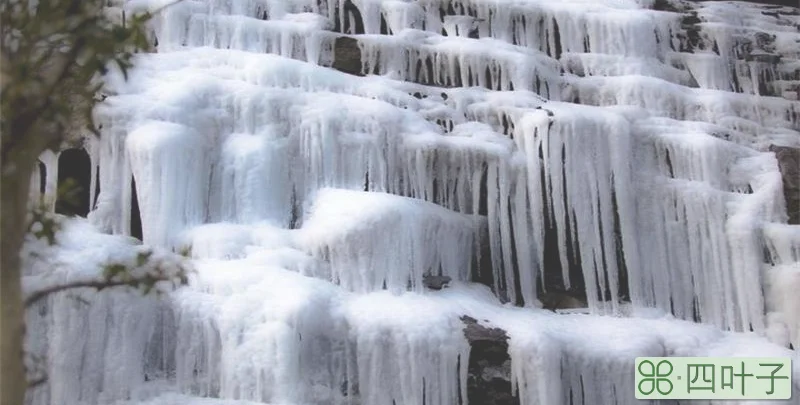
[25,279,140,308]
[1,37,88,163]
[26,375,47,389]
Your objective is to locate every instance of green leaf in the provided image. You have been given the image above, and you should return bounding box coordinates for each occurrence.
[136,251,153,267]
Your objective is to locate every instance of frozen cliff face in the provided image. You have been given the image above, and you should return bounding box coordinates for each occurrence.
[25,0,800,405]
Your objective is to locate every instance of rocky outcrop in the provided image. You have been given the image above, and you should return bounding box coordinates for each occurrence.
[461,316,518,405]
[655,0,799,99]
[331,36,363,76]
[423,274,452,290]
[770,145,800,224]
[538,290,588,312]
[700,0,799,7]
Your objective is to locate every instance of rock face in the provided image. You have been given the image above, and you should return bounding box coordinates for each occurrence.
[701,0,799,6]
[423,274,452,290]
[538,290,588,312]
[770,145,800,224]
[332,36,363,76]
[461,316,518,405]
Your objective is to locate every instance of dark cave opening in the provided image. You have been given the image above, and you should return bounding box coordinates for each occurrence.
[55,148,91,217]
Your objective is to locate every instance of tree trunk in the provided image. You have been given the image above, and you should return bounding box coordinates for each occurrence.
[2,159,36,405]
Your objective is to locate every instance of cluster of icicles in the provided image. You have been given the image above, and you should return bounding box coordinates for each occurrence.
[26,0,800,405]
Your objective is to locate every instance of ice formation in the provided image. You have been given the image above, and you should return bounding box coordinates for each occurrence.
[23,0,800,404]
[299,188,486,293]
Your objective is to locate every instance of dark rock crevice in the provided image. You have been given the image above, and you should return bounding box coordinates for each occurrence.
[131,177,143,240]
[461,316,518,405]
[769,145,800,224]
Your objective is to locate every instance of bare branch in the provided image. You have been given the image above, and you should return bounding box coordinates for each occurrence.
[25,279,146,308]
[26,375,47,389]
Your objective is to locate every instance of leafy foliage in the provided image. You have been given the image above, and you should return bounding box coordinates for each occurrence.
[1,0,155,160]
[0,1,181,400]
[5,0,195,306]
[23,213,193,307]
[26,204,62,246]
[23,172,192,305]
[99,246,191,297]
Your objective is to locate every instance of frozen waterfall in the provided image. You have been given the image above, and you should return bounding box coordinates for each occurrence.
[24,0,800,405]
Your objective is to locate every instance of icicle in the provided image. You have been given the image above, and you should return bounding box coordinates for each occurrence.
[36,150,59,212]
[516,106,636,313]
[126,121,209,247]
[349,0,383,34]
[382,1,424,33]
[217,130,294,226]
[299,189,485,293]
[86,120,134,237]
